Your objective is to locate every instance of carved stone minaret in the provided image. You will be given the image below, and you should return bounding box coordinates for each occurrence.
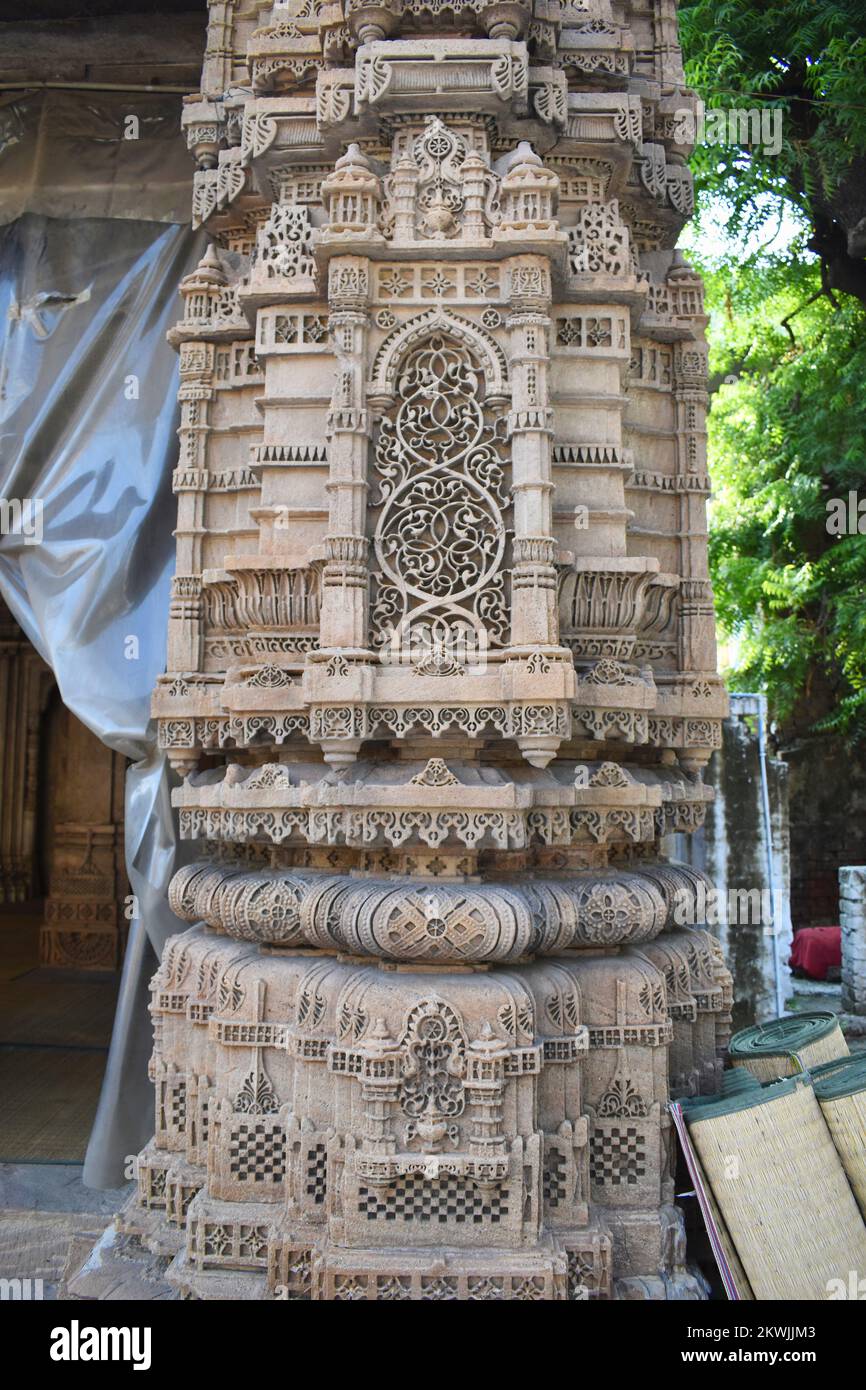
[131,0,731,1300]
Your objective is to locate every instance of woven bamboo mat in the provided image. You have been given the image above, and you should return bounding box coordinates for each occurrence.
[686,1075,866,1299]
[0,921,118,1161]
[0,913,41,982]
[0,969,118,1048]
[813,1056,866,1218]
[730,1012,848,1081]
[0,1046,107,1162]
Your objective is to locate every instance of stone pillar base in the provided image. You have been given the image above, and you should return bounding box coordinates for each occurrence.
[65,1202,707,1302]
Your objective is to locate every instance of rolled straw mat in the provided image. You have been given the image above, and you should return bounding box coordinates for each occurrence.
[812,1055,866,1220]
[729,1011,847,1082]
[683,1068,866,1300]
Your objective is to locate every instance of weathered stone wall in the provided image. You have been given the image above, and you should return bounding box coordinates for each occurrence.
[785,735,866,930]
[839,865,866,1017]
[678,697,791,1029]
[40,692,129,970]
[0,600,128,970]
[0,601,53,905]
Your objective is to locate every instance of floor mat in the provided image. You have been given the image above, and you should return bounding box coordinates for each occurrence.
[0,1047,108,1162]
[0,916,41,982]
[0,970,118,1048]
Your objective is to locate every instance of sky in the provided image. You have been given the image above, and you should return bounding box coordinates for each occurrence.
[679,193,811,265]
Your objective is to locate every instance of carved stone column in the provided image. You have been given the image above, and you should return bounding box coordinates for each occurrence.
[112,0,732,1303]
[318,257,374,657]
[504,257,559,649]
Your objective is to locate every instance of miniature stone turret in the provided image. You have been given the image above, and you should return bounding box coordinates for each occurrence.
[128,0,731,1301]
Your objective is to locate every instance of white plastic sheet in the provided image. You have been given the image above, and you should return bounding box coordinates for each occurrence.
[0,211,203,1185]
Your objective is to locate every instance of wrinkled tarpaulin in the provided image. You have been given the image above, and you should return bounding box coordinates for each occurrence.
[0,91,202,1185]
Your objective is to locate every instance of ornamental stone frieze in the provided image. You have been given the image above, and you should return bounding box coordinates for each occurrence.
[122,0,732,1300]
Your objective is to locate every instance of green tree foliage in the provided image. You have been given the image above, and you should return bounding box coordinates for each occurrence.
[678,1,866,739]
[704,257,866,735]
[680,0,866,298]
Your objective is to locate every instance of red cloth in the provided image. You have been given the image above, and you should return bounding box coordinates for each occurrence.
[789,926,842,981]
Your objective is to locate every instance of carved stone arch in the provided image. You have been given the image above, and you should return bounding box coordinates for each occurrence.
[333,963,380,1043]
[368,313,512,656]
[295,958,338,1031]
[520,959,584,1035]
[369,306,509,401]
[165,935,192,989]
[494,971,538,1044]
